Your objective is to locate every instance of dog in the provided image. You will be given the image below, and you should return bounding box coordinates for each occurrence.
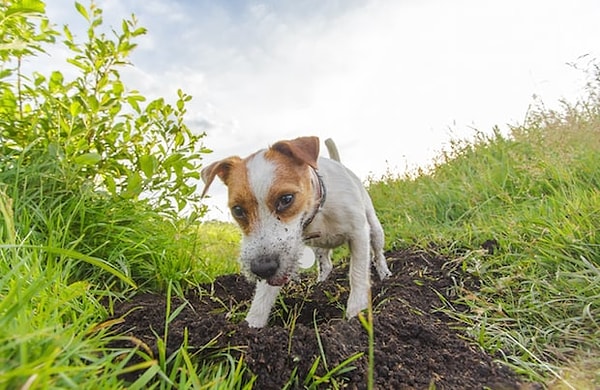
[201,136,391,328]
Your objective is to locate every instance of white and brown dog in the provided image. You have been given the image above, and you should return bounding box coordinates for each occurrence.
[201,136,391,328]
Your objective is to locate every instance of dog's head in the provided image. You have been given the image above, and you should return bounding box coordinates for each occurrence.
[201,136,321,286]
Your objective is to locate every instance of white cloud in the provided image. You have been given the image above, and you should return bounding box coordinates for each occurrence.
[43,0,600,220]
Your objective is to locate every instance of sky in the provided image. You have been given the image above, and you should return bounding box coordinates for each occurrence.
[43,0,600,220]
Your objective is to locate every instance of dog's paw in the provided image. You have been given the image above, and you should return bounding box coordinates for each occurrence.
[317,265,332,282]
[245,314,268,328]
[346,291,369,319]
[314,248,333,282]
[377,267,392,280]
[373,255,392,280]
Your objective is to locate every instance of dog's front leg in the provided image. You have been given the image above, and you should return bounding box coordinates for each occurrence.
[245,280,282,328]
[346,230,372,319]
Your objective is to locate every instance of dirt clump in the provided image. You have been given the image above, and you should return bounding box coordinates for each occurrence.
[110,249,537,389]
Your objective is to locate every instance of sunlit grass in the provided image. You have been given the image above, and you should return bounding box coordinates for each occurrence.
[0,149,243,388]
[194,221,241,282]
[368,94,600,386]
[0,190,127,388]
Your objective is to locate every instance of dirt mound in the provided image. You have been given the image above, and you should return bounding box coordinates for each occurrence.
[110,249,537,389]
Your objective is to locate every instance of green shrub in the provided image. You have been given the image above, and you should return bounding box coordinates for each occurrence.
[0,3,225,387]
[0,0,214,290]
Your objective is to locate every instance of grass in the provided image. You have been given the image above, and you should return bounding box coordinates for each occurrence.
[194,221,241,281]
[0,198,126,388]
[0,151,241,388]
[368,89,600,386]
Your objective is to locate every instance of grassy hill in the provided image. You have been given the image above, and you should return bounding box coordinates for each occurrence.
[369,85,600,387]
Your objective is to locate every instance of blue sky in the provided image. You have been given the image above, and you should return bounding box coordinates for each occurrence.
[44,0,600,219]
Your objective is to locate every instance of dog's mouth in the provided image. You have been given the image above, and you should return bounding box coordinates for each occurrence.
[267,274,290,287]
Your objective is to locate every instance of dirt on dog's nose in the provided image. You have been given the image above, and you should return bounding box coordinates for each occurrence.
[251,256,279,279]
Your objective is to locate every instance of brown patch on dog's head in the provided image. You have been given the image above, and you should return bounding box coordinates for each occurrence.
[200,136,321,232]
[200,156,242,198]
[263,137,320,224]
[269,136,319,169]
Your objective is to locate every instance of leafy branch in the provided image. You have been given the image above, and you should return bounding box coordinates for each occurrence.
[0,0,210,217]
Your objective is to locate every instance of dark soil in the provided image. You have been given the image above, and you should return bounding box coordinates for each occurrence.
[109,249,538,389]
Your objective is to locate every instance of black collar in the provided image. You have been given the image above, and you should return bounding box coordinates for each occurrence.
[302,168,326,233]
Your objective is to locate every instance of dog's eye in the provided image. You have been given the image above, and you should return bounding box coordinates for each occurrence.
[276,194,294,212]
[231,205,246,220]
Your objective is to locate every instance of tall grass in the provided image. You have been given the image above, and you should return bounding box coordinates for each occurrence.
[0,152,242,388]
[0,2,243,387]
[369,64,600,386]
[1,184,125,388]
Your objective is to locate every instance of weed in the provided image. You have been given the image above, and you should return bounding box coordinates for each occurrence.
[357,291,375,390]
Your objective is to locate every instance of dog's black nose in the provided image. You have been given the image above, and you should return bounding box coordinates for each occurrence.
[251,256,279,279]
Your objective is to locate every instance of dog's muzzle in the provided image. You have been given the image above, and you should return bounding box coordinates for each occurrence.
[250,256,291,286]
[251,255,279,279]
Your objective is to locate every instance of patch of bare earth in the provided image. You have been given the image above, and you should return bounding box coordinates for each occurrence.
[109,249,539,389]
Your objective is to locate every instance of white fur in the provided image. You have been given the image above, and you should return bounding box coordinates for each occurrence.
[246,152,275,204]
[245,281,282,328]
[241,152,306,280]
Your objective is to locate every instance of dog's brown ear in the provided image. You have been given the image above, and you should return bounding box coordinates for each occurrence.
[271,136,320,169]
[200,156,241,197]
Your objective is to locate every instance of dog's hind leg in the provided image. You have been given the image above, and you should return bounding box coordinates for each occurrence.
[245,280,281,328]
[313,247,333,282]
[367,208,392,280]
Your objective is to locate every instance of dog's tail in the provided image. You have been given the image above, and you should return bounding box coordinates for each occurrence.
[324,138,341,163]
